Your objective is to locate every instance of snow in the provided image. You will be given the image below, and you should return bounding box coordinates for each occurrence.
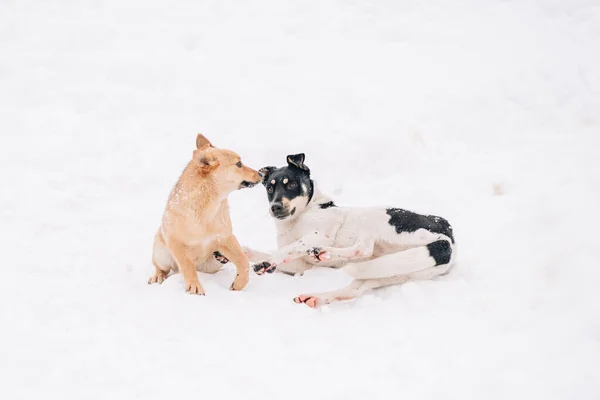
[1,0,599,399]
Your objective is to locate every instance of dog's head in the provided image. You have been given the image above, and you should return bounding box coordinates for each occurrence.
[192,134,262,192]
[259,153,313,220]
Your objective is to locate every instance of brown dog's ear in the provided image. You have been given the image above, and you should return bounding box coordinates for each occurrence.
[286,153,309,172]
[193,150,219,171]
[196,134,213,150]
[259,166,276,185]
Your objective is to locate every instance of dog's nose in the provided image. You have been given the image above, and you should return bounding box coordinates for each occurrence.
[271,204,283,214]
[258,171,264,178]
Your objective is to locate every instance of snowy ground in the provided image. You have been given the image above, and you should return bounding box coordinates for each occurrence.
[1,0,600,399]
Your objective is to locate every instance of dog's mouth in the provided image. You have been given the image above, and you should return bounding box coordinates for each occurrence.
[273,207,296,220]
[239,180,258,189]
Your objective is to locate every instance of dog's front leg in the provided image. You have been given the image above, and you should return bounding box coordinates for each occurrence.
[274,259,313,276]
[218,236,250,291]
[241,246,272,263]
[168,240,205,295]
[253,234,333,275]
[271,234,334,264]
[308,239,375,263]
[253,258,312,276]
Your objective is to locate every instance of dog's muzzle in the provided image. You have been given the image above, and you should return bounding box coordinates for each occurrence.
[270,203,295,220]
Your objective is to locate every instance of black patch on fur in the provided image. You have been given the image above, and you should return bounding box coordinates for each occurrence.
[386,208,455,243]
[427,240,452,265]
[318,201,336,209]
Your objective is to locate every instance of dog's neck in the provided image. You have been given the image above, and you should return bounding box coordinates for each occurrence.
[179,162,230,215]
[307,182,333,210]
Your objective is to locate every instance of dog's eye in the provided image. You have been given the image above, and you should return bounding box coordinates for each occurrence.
[236,161,242,168]
[288,181,297,189]
[267,186,274,193]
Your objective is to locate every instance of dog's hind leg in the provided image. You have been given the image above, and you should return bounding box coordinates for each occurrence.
[408,263,453,280]
[197,257,223,274]
[293,279,367,307]
[293,275,410,308]
[212,251,230,265]
[167,239,205,295]
[149,260,170,284]
[342,240,454,280]
[149,230,174,285]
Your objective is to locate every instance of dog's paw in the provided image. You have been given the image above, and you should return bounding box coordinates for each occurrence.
[253,261,277,275]
[213,251,229,264]
[306,247,331,262]
[148,270,168,285]
[186,281,206,295]
[230,273,249,291]
[293,294,320,308]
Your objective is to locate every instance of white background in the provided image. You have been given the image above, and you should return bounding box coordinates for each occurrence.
[1,1,599,399]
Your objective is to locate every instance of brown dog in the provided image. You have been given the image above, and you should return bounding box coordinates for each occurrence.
[148,134,262,295]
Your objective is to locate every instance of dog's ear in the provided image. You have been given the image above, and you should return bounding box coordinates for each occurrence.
[259,166,276,185]
[193,150,219,172]
[286,153,309,172]
[196,133,213,150]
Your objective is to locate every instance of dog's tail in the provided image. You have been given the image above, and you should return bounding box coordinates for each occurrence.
[343,239,455,280]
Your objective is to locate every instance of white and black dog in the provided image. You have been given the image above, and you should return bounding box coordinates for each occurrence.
[246,153,456,308]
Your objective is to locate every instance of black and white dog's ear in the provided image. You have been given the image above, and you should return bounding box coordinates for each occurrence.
[286,153,309,172]
[259,166,276,185]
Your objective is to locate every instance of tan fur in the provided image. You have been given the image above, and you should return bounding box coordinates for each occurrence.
[149,134,262,294]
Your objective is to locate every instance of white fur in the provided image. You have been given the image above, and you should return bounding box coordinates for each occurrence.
[343,247,435,279]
